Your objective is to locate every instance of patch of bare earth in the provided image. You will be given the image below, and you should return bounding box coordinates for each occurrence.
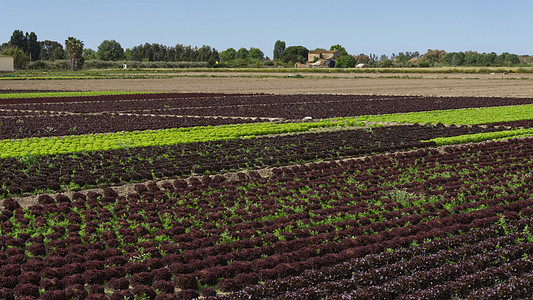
[3,75,533,97]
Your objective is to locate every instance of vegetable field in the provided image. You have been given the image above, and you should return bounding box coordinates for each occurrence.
[1,91,533,299]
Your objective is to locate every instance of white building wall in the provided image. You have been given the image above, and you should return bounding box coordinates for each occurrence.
[0,56,14,72]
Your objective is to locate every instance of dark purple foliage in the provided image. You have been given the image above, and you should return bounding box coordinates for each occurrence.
[89,284,105,294]
[40,290,67,300]
[82,269,105,285]
[14,283,40,298]
[151,267,172,281]
[173,274,198,290]
[131,271,154,286]
[3,198,20,211]
[201,287,217,297]
[110,290,134,300]
[132,285,156,299]
[65,283,88,299]
[152,280,174,294]
[108,277,130,290]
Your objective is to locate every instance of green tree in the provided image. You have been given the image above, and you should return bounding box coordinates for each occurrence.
[65,37,84,71]
[97,40,125,61]
[273,40,286,60]
[378,59,393,67]
[442,52,465,66]
[9,30,26,52]
[330,44,348,56]
[52,47,66,60]
[220,48,236,62]
[236,47,249,59]
[195,45,218,62]
[206,57,216,68]
[1,47,29,69]
[40,40,64,61]
[124,48,132,60]
[83,48,98,60]
[335,55,356,68]
[130,43,150,61]
[501,52,519,66]
[395,53,409,66]
[26,32,40,61]
[463,51,480,65]
[421,49,446,65]
[8,30,40,60]
[279,46,309,64]
[248,47,264,60]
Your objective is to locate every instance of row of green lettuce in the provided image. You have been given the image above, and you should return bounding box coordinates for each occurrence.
[423,128,533,146]
[0,119,367,159]
[1,103,533,158]
[359,103,533,145]
[358,103,533,125]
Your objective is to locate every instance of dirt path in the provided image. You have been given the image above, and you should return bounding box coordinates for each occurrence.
[122,71,533,80]
[3,75,533,97]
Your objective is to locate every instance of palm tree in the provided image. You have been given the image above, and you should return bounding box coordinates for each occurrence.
[65,37,84,71]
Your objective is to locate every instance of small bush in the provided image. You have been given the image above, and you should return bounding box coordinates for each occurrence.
[418,61,430,67]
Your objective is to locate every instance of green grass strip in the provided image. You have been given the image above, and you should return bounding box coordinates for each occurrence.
[0,119,358,158]
[0,91,156,99]
[423,128,533,145]
[357,104,533,125]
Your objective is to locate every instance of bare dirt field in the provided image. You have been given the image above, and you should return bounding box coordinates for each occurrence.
[3,72,533,97]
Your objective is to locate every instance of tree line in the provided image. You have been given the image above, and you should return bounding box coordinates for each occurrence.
[269,42,523,68]
[128,43,219,63]
[1,30,221,70]
[0,30,527,70]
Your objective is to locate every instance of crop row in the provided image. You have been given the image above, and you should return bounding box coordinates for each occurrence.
[0,124,508,197]
[0,91,154,99]
[359,104,533,125]
[1,112,522,158]
[0,92,246,105]
[1,137,533,298]
[230,218,533,299]
[485,119,533,128]
[425,127,533,146]
[0,113,269,140]
[3,94,533,119]
[0,119,353,158]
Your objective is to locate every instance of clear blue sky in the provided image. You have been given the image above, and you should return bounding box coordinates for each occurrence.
[1,0,532,57]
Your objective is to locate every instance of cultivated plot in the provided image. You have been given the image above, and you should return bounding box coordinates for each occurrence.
[0,91,532,299]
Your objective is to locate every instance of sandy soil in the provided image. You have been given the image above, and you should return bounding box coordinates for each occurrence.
[3,73,533,97]
[156,71,533,80]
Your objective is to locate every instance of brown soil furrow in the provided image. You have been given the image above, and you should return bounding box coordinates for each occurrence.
[4,76,533,97]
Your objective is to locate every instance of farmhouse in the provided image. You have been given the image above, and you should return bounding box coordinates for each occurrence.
[308,50,341,62]
[296,50,342,68]
[0,55,14,72]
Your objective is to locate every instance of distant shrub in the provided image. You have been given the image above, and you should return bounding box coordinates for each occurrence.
[378,59,393,68]
[30,59,207,70]
[28,60,47,70]
[84,60,117,69]
[336,55,356,68]
[418,61,430,67]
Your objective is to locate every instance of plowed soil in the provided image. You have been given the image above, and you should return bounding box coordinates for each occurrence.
[3,72,533,97]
